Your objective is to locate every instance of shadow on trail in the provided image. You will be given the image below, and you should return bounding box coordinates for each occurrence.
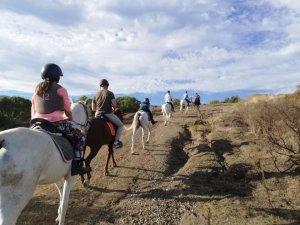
[87,185,131,194]
[135,187,224,203]
[256,208,300,225]
[116,165,163,174]
[17,194,112,225]
[164,130,190,176]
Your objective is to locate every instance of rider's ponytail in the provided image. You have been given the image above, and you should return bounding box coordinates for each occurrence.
[35,80,52,96]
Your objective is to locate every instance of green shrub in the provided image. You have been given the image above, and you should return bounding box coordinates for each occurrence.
[0,96,31,129]
[224,96,240,103]
[173,98,180,107]
[116,96,140,113]
[210,100,221,104]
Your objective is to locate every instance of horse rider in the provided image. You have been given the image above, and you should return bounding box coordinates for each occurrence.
[31,63,91,176]
[92,78,124,149]
[194,92,201,106]
[183,91,191,106]
[164,90,175,112]
[140,98,156,124]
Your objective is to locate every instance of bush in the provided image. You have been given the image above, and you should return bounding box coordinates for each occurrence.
[224,96,240,103]
[0,96,31,129]
[238,96,300,172]
[210,100,221,104]
[173,98,180,107]
[116,96,140,113]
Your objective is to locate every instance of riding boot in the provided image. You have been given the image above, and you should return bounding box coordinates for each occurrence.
[71,160,91,176]
[149,113,156,124]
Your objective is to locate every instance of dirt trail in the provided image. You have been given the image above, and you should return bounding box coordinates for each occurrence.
[17,107,200,225]
[16,104,300,225]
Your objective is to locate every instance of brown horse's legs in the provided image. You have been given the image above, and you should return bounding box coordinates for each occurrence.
[110,147,117,167]
[80,174,85,185]
[104,143,118,176]
[105,150,111,176]
[84,147,101,182]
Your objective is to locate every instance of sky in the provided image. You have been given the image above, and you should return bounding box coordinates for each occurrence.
[0,0,299,105]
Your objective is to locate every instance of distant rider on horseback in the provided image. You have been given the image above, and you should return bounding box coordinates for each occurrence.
[92,79,124,149]
[183,91,191,106]
[164,90,175,112]
[194,92,200,106]
[140,98,156,124]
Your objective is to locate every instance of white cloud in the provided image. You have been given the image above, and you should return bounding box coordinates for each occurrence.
[0,0,299,100]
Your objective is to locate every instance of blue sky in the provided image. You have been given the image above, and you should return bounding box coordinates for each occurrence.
[0,0,299,105]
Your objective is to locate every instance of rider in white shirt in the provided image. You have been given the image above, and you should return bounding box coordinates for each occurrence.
[164,90,175,112]
[182,91,191,106]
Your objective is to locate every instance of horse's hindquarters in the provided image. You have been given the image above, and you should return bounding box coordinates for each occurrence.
[0,128,70,184]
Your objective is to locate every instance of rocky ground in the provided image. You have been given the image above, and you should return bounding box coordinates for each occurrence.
[17,104,300,225]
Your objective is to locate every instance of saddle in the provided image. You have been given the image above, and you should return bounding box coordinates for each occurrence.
[30,118,74,162]
[94,115,116,136]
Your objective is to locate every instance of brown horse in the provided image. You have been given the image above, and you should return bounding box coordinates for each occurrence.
[80,109,123,187]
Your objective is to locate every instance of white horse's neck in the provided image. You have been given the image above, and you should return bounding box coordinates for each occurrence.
[71,103,88,126]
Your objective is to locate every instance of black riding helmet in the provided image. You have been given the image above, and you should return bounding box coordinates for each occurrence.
[99,79,109,87]
[41,63,63,82]
[144,98,150,103]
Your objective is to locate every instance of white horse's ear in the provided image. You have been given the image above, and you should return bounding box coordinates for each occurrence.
[84,99,89,105]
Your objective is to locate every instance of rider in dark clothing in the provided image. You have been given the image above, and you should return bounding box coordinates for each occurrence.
[140,98,156,124]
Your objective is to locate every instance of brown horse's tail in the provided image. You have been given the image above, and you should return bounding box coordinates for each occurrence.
[124,111,140,131]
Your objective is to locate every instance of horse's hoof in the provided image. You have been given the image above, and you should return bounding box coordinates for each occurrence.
[83,180,90,188]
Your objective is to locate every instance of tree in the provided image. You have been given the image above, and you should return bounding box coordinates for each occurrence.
[78,95,88,101]
[172,98,180,107]
[116,96,140,113]
[77,96,93,116]
[224,96,240,103]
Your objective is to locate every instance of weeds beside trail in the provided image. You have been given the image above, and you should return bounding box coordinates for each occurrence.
[238,94,300,172]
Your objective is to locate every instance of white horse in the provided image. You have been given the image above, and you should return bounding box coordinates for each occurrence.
[162,103,172,126]
[0,102,88,225]
[125,110,151,154]
[180,97,192,114]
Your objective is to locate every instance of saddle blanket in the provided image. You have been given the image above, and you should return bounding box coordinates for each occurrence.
[34,127,74,162]
[106,122,116,136]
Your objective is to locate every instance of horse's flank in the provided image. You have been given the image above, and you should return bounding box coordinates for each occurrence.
[124,111,140,131]
[162,103,172,126]
[126,111,151,154]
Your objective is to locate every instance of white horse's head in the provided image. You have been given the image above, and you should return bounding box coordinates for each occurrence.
[70,101,90,133]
